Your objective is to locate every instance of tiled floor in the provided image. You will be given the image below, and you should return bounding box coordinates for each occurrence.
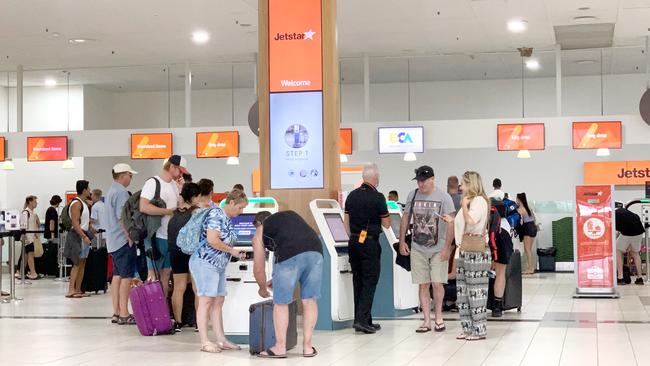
[1,273,650,365]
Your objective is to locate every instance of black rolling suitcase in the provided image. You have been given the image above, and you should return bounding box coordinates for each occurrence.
[488,249,522,312]
[81,233,109,294]
[35,241,59,276]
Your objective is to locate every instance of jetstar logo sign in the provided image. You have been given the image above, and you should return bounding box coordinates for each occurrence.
[274,29,316,41]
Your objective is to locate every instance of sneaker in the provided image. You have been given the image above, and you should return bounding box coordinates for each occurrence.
[111,314,119,324]
[117,315,136,325]
[617,278,627,285]
[635,277,644,285]
[173,322,183,333]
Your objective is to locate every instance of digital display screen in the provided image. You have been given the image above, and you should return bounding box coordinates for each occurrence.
[232,213,257,243]
[378,127,424,154]
[572,121,622,149]
[131,133,173,159]
[324,213,349,243]
[27,136,68,161]
[340,128,352,155]
[196,131,239,158]
[269,91,324,189]
[497,123,545,151]
[0,137,5,162]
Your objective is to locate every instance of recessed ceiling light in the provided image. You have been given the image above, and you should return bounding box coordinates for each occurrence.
[525,59,540,70]
[192,30,210,44]
[44,78,57,86]
[68,38,95,44]
[575,59,597,65]
[507,19,528,33]
[573,15,598,23]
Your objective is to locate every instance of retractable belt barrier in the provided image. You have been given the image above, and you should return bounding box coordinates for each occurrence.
[0,229,44,302]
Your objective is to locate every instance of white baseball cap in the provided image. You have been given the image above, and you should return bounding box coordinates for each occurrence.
[113,163,138,175]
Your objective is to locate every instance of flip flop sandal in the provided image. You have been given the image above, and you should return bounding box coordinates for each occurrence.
[415,326,432,333]
[217,342,241,351]
[466,335,486,341]
[456,333,467,340]
[434,322,446,332]
[200,343,221,353]
[304,347,318,358]
[258,349,287,359]
[65,293,84,298]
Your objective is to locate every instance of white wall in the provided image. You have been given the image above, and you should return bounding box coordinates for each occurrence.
[4,86,84,132]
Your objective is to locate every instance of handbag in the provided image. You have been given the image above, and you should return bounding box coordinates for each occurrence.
[459,197,488,253]
[392,189,419,271]
[33,235,44,258]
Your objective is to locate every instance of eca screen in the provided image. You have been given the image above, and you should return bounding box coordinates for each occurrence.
[324,213,349,243]
[232,213,257,243]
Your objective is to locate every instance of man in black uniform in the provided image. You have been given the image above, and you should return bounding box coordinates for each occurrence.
[344,164,391,334]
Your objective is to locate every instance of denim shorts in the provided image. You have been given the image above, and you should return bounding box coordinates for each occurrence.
[272,251,323,305]
[189,254,227,297]
[111,243,137,278]
[146,236,171,270]
[79,245,91,259]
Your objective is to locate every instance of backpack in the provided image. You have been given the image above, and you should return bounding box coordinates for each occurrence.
[177,208,212,255]
[121,177,165,242]
[60,198,84,232]
[502,197,521,230]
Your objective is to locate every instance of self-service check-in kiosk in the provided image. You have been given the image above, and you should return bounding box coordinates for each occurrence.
[220,197,278,343]
[373,201,419,317]
[310,199,354,330]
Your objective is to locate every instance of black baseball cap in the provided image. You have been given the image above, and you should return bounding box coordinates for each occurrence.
[412,166,434,181]
[167,155,189,175]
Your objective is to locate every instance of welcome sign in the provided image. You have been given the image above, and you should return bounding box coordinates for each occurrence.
[378,127,424,154]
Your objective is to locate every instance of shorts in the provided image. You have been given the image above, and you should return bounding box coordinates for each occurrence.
[518,221,538,238]
[494,231,514,265]
[189,254,226,297]
[170,249,191,274]
[79,245,91,259]
[411,248,448,285]
[617,234,644,252]
[272,251,323,305]
[24,242,35,254]
[146,236,171,270]
[111,243,137,278]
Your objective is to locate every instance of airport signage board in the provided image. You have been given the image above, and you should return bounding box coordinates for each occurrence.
[131,133,173,160]
[27,136,68,162]
[584,161,650,186]
[497,123,545,151]
[0,137,5,161]
[378,126,424,154]
[196,131,239,158]
[572,121,622,149]
[339,128,352,155]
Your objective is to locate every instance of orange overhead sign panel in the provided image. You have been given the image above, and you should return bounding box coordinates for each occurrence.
[131,133,173,160]
[339,128,352,155]
[584,161,650,186]
[269,0,322,92]
[27,136,68,162]
[196,131,239,158]
[0,137,5,162]
[573,121,622,149]
[497,123,545,151]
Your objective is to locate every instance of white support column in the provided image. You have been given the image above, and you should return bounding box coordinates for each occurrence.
[16,65,23,132]
[184,62,192,128]
[363,53,370,121]
[555,44,562,117]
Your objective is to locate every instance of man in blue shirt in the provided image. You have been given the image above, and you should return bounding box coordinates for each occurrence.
[105,163,138,325]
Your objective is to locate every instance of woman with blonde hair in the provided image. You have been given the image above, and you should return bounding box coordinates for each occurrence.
[453,171,491,341]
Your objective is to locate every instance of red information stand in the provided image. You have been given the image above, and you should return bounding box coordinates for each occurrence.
[573,185,618,298]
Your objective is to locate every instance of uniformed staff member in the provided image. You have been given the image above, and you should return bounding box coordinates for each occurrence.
[344,163,391,334]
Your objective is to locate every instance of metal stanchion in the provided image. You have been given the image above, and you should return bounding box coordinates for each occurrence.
[54,230,69,282]
[17,236,31,286]
[3,232,23,302]
[0,235,7,302]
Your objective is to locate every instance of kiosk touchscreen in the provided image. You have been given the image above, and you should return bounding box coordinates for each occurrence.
[222,197,278,343]
[310,199,354,330]
[374,201,419,317]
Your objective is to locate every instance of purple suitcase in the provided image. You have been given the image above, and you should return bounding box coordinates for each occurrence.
[129,280,173,336]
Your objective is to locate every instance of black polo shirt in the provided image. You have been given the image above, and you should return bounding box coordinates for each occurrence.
[344,183,389,238]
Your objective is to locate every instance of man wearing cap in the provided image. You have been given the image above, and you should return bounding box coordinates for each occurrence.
[106,163,138,325]
[139,155,188,296]
[343,163,391,334]
[399,166,455,334]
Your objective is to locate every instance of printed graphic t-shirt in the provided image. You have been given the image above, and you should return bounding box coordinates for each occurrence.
[405,188,455,255]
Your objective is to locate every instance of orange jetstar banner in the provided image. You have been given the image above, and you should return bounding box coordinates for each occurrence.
[0,137,5,161]
[27,136,68,162]
[497,123,545,151]
[65,191,78,204]
[575,185,615,290]
[131,133,172,160]
[573,121,622,149]
[269,0,322,92]
[340,128,352,155]
[584,161,650,186]
[196,131,239,158]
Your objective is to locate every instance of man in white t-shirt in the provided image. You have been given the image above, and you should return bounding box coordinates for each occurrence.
[488,178,505,201]
[90,189,105,233]
[139,155,188,296]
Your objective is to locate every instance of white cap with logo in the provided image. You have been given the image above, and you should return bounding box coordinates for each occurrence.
[113,163,138,175]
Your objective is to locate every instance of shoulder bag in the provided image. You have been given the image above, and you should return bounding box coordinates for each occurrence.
[460,197,488,253]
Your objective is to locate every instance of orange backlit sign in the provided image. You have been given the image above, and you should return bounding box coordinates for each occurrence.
[27,136,68,162]
[0,137,5,162]
[65,191,78,204]
[340,128,352,155]
[573,121,622,149]
[497,123,545,151]
[269,0,322,92]
[196,131,239,158]
[131,133,173,160]
[584,161,650,186]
